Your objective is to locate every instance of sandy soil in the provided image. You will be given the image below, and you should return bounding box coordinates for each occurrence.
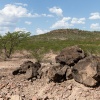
[0,52,100,100]
[0,51,36,69]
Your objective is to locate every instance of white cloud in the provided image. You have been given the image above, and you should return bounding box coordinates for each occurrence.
[50,17,72,29]
[14,27,29,32]
[31,13,54,18]
[47,14,54,17]
[49,7,63,16]
[0,4,33,17]
[89,12,100,19]
[0,4,55,34]
[71,18,85,24]
[0,4,35,34]
[36,28,49,34]
[25,21,32,25]
[41,14,47,17]
[90,23,100,30]
[32,13,40,17]
[41,14,54,17]
[14,3,28,7]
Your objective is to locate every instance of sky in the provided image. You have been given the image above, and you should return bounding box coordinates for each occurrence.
[0,0,100,35]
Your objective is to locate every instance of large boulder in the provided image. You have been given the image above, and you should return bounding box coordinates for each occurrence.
[55,45,85,66]
[12,61,41,80]
[72,56,100,87]
[47,63,72,82]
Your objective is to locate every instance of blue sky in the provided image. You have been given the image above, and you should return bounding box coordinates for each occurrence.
[0,0,100,35]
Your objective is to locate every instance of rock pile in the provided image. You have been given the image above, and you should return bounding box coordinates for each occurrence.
[48,45,100,87]
[47,45,85,83]
[12,45,100,87]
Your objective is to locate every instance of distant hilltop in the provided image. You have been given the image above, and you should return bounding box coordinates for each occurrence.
[33,28,100,41]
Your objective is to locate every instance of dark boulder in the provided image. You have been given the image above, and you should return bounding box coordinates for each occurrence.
[47,63,72,82]
[12,61,41,80]
[65,65,73,80]
[55,45,85,66]
[72,56,100,87]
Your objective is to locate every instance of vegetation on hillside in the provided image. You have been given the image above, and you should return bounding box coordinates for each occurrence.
[0,29,100,60]
[21,29,100,56]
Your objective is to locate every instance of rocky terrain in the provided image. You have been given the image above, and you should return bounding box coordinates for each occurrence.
[0,46,100,100]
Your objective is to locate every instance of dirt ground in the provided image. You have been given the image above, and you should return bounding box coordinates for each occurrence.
[0,52,100,100]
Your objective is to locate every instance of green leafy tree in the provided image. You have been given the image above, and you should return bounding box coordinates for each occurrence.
[0,31,30,60]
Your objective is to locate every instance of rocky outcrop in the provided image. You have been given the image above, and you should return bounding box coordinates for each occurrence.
[12,45,100,87]
[55,45,85,66]
[46,45,86,83]
[12,61,41,80]
[47,63,72,83]
[50,46,100,87]
[48,63,66,82]
[72,56,100,86]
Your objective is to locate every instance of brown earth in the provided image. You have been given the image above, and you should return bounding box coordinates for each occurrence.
[0,52,100,100]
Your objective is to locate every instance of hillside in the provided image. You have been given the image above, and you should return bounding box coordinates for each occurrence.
[33,29,100,40]
[18,29,100,59]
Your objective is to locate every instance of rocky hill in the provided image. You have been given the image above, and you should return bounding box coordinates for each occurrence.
[25,29,100,58]
[32,29,100,40]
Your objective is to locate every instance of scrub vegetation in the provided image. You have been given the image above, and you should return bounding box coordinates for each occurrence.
[0,29,100,60]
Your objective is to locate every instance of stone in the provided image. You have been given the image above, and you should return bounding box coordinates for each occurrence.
[0,98,3,100]
[47,63,70,82]
[32,96,38,100]
[72,56,100,87]
[55,45,85,66]
[12,61,41,80]
[65,66,73,80]
[10,95,22,100]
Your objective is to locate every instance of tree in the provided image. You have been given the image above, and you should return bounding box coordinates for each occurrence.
[0,31,30,60]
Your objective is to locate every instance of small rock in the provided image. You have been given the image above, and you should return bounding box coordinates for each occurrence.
[67,84,72,90]
[32,96,38,100]
[10,95,22,100]
[0,98,3,100]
